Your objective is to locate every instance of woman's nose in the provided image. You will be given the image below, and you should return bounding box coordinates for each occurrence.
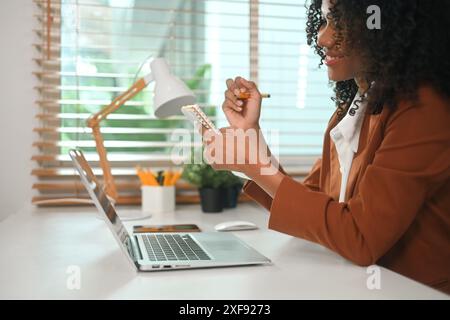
[317,24,335,49]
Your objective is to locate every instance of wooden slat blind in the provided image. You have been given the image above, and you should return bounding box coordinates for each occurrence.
[32,0,332,206]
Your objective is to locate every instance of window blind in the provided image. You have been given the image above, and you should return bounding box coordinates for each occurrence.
[32,0,333,206]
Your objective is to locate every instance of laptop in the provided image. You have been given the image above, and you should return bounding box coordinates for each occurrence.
[69,149,271,272]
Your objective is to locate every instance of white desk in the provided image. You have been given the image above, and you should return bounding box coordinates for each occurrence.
[0,203,447,300]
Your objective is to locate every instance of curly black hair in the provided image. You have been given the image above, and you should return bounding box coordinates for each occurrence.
[306,0,450,119]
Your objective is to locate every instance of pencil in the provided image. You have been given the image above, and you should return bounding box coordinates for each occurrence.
[163,170,173,186]
[238,92,270,99]
[169,171,182,186]
[145,169,160,186]
[136,166,159,186]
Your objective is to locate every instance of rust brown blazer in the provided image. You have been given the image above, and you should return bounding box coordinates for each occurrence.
[243,87,450,294]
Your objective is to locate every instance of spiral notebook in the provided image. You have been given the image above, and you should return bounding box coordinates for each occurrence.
[181,104,220,134]
[181,104,249,180]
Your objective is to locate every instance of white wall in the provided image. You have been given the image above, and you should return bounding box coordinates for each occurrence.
[0,0,37,220]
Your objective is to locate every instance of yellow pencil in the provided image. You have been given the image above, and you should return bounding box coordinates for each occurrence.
[163,170,173,186]
[136,166,147,185]
[144,169,159,186]
[169,171,182,186]
[238,92,270,99]
[136,167,159,186]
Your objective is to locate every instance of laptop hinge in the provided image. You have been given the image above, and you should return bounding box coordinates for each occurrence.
[124,236,141,263]
[132,235,143,260]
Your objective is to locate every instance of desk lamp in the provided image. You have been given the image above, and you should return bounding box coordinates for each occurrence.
[87,57,196,202]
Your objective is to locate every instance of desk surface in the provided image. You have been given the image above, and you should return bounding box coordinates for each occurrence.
[0,203,447,299]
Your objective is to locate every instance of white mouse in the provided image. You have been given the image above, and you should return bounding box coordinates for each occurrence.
[214,220,258,232]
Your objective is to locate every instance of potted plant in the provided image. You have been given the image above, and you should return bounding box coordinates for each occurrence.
[220,171,244,209]
[182,163,227,213]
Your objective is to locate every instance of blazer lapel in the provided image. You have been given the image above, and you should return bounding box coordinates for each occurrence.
[345,108,385,199]
[320,111,340,189]
[318,104,392,202]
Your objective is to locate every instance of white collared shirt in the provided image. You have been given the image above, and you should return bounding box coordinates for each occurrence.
[329,91,368,202]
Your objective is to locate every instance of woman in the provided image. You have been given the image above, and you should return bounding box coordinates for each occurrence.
[202,0,450,293]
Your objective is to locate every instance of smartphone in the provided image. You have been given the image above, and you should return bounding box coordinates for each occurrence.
[133,224,201,233]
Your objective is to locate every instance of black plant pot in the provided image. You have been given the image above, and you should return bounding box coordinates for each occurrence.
[222,184,243,209]
[199,187,223,213]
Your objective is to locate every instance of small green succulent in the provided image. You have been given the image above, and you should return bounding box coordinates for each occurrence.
[182,163,241,189]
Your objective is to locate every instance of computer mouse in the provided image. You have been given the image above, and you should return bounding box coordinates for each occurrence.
[214,220,258,232]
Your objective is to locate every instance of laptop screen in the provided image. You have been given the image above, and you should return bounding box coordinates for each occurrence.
[69,149,131,252]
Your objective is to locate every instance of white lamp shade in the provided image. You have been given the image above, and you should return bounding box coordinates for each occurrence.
[151,58,196,118]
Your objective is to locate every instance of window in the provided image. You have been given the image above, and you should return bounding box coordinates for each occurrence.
[33,0,333,205]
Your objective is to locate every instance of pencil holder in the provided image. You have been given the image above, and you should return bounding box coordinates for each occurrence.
[141,185,175,216]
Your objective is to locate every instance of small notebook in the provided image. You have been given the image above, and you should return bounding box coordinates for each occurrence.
[181,104,220,134]
[181,104,250,180]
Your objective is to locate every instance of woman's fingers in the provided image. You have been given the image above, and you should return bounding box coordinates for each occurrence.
[225,90,241,106]
[236,76,260,96]
[227,77,247,99]
[201,127,216,146]
[225,78,247,111]
[235,76,253,89]
[227,80,242,102]
[224,90,243,111]
[203,127,233,170]
[226,78,236,91]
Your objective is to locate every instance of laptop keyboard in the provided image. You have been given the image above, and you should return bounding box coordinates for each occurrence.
[142,234,211,261]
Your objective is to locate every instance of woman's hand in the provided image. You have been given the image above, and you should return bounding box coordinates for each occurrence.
[198,76,285,198]
[202,127,278,176]
[202,127,254,174]
[223,76,262,130]
[201,126,285,198]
